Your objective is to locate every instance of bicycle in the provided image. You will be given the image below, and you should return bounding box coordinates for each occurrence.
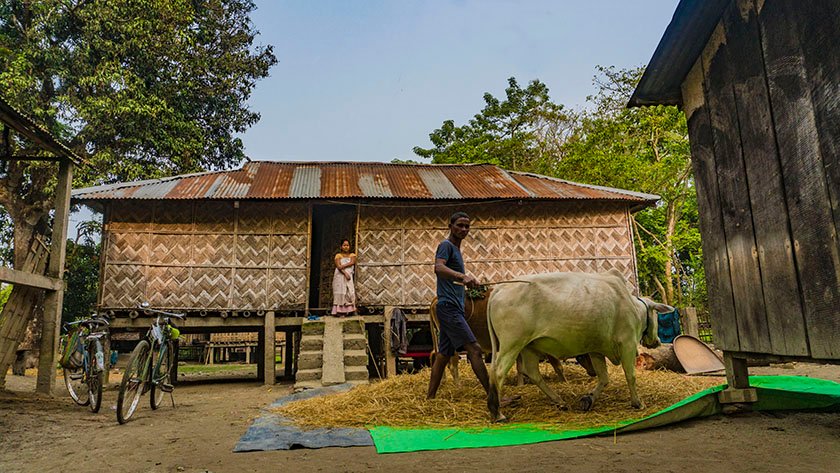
[59,315,110,413]
[116,302,185,424]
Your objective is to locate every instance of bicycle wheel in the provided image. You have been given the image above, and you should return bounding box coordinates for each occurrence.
[63,365,90,406]
[88,342,104,413]
[117,339,150,424]
[150,341,173,410]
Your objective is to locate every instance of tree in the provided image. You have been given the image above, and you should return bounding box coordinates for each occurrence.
[0,0,276,267]
[61,220,102,326]
[558,66,700,307]
[413,77,573,174]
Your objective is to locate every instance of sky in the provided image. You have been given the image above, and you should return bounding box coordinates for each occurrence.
[239,0,680,163]
[69,0,680,235]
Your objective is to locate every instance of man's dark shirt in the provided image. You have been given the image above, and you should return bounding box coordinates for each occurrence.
[435,239,465,312]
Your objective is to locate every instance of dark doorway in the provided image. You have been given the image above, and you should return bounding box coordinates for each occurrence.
[309,204,357,311]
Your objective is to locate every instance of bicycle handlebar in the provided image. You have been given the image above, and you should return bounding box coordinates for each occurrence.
[138,304,186,319]
[65,316,110,329]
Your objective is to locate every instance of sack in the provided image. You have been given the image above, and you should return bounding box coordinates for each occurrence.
[657,308,681,344]
[59,330,85,369]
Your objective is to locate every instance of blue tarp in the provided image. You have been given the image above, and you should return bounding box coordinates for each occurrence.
[234,384,374,452]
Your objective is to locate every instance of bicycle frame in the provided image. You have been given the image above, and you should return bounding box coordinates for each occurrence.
[139,309,183,390]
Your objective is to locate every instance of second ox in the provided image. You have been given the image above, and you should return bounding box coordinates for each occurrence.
[429,288,595,385]
[486,269,672,422]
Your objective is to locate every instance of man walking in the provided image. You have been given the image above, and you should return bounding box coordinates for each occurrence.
[427,211,491,399]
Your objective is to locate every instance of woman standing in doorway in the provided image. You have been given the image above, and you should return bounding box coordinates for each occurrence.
[332,239,356,316]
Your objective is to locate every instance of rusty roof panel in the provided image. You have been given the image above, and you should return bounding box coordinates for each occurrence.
[357,171,393,198]
[290,166,321,198]
[511,172,657,201]
[441,166,530,199]
[168,173,220,199]
[72,161,659,206]
[130,179,181,199]
[321,165,363,197]
[388,167,432,198]
[416,168,459,198]
[247,162,293,198]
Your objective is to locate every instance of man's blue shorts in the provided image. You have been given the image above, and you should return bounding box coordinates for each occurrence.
[436,301,477,357]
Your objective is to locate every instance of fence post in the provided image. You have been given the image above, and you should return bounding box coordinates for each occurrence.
[681,307,700,338]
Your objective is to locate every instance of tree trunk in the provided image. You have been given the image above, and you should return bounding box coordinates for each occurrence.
[636,343,684,372]
[663,201,678,305]
[0,232,50,387]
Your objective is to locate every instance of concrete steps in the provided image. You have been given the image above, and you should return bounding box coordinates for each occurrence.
[294,316,370,390]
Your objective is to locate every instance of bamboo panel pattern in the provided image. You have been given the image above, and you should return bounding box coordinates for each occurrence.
[237,235,271,267]
[358,231,402,264]
[403,264,436,305]
[192,234,235,266]
[192,268,232,308]
[151,234,191,266]
[238,202,276,234]
[101,264,146,307]
[269,234,308,268]
[154,202,194,233]
[101,201,309,310]
[402,228,445,263]
[105,232,148,263]
[108,201,153,231]
[233,268,267,309]
[195,202,235,233]
[146,266,192,308]
[267,269,306,307]
[356,202,637,306]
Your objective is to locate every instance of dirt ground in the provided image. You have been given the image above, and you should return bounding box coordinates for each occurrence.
[1,362,839,473]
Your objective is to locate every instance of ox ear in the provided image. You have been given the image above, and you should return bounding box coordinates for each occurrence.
[648,301,674,314]
[639,297,665,348]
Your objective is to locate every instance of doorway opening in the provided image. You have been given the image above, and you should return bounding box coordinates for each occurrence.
[308,204,357,312]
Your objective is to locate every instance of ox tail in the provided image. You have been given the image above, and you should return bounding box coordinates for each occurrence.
[486,293,499,386]
[485,290,503,419]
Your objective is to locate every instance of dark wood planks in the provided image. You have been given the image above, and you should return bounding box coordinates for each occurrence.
[785,0,840,359]
[703,18,772,353]
[759,0,840,359]
[681,60,740,351]
[722,0,807,356]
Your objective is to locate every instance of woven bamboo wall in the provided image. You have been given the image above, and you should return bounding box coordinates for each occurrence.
[356,201,638,306]
[100,201,309,310]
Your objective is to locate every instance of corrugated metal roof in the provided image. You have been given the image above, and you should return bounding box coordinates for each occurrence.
[72,161,660,205]
[628,0,729,107]
[0,95,85,165]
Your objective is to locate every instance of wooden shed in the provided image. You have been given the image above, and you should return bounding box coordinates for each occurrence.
[73,161,658,384]
[631,0,840,399]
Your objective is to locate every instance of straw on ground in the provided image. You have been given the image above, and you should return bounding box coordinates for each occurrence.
[276,362,724,429]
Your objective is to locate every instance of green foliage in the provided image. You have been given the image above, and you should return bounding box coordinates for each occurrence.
[0,0,276,265]
[0,283,11,310]
[61,224,101,326]
[413,77,573,174]
[559,66,700,307]
[414,67,705,310]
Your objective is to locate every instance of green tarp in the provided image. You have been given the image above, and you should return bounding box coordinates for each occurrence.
[368,376,840,453]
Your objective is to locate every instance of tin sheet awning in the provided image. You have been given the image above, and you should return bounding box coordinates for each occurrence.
[0,95,84,165]
[628,0,729,107]
[72,161,659,205]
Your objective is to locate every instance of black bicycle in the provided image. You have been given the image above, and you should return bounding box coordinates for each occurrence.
[116,303,184,424]
[59,315,110,413]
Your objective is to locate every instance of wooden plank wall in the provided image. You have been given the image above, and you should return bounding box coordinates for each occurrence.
[680,0,840,358]
[356,201,639,307]
[100,201,309,310]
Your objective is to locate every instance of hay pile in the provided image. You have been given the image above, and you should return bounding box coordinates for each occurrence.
[276,362,724,430]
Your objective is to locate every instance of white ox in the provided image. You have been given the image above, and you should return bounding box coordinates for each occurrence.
[486,269,671,422]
